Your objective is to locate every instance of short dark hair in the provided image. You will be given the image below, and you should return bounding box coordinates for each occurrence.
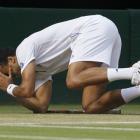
[0,47,16,65]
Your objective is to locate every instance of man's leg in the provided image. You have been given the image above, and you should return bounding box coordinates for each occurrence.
[15,80,52,113]
[75,68,140,113]
[66,61,136,89]
[82,86,124,113]
[82,85,140,113]
[67,61,107,89]
[66,61,140,113]
[82,83,107,111]
[67,61,108,113]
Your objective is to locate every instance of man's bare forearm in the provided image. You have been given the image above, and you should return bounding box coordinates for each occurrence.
[13,85,34,98]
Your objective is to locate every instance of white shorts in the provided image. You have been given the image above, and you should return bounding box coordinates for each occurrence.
[69,15,122,68]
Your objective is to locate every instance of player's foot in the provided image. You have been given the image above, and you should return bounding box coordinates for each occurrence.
[131,61,140,85]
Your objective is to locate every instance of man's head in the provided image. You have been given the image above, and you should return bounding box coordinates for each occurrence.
[0,47,20,75]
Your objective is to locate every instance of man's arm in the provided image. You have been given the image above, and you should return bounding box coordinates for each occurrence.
[13,61,36,97]
[0,60,36,98]
[16,80,52,113]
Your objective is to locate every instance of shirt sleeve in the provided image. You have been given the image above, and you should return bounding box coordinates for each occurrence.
[16,38,36,73]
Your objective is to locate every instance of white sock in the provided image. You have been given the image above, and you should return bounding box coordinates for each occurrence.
[107,67,135,82]
[121,86,140,103]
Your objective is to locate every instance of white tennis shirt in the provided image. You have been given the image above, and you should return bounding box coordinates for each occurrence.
[16,15,105,90]
[16,16,94,73]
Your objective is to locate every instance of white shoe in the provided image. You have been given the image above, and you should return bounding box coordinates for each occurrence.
[132,61,140,69]
[131,61,140,85]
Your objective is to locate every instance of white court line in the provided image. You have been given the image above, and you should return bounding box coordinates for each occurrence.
[44,121,140,124]
[1,121,140,125]
[0,122,140,131]
[0,135,104,140]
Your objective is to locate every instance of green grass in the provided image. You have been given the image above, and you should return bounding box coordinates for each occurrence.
[0,103,140,114]
[0,125,140,140]
[0,104,140,140]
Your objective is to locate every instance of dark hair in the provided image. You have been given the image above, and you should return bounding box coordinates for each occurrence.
[0,47,16,65]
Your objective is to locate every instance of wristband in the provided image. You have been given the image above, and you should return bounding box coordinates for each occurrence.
[7,84,18,96]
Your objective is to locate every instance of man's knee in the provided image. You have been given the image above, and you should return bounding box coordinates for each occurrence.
[82,101,94,113]
[82,100,105,114]
[66,76,81,89]
[82,104,90,113]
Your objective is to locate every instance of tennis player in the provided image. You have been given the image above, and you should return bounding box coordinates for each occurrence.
[0,15,140,113]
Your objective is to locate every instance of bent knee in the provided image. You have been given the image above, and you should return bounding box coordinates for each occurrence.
[82,101,105,114]
[82,103,94,113]
[66,77,81,89]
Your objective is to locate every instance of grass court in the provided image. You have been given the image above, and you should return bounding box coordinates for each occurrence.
[0,104,139,140]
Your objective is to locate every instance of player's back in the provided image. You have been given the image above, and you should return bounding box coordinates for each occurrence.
[16,15,103,75]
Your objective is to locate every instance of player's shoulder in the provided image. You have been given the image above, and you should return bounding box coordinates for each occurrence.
[16,35,36,56]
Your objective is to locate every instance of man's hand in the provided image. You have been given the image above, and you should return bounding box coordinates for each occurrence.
[0,61,36,97]
[0,67,12,91]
